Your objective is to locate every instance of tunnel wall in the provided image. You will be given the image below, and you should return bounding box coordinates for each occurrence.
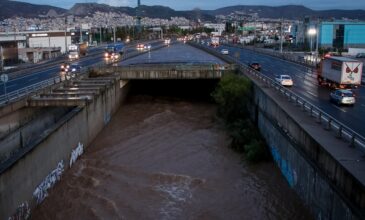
[0,78,130,219]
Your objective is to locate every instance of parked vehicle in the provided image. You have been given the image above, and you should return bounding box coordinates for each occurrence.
[104,43,124,59]
[220,49,229,55]
[330,89,356,105]
[317,56,363,89]
[275,75,293,86]
[249,62,261,71]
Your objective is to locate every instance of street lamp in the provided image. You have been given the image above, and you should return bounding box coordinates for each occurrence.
[308,28,316,53]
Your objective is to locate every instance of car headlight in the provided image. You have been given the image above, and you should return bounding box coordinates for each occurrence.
[105,53,109,57]
[68,55,71,58]
[76,55,79,58]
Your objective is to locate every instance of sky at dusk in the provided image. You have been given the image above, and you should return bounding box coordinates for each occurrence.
[16,0,365,10]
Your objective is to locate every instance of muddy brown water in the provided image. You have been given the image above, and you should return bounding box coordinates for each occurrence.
[31,81,313,220]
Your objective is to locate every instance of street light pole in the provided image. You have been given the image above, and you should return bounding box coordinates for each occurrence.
[280,19,283,53]
[0,46,3,72]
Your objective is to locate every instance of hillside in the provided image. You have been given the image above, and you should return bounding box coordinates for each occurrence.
[0,0,67,19]
[207,5,365,20]
[1,1,365,21]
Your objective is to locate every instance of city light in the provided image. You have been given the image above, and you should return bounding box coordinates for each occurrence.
[308,28,317,35]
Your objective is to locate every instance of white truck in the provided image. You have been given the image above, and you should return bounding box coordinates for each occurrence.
[210,36,220,47]
[68,43,88,60]
[317,56,363,89]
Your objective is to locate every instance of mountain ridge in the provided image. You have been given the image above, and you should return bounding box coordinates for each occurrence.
[1,1,365,21]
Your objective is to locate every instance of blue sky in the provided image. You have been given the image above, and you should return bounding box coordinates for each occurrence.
[17,0,365,10]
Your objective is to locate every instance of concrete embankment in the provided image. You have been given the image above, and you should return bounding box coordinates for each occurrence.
[0,75,130,219]
[189,42,365,220]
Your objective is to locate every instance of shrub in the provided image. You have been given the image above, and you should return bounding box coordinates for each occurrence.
[212,73,269,163]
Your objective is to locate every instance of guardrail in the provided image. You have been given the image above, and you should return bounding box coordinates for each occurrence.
[224,43,318,68]
[190,42,365,152]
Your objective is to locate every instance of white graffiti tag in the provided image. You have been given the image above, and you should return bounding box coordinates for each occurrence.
[8,202,30,220]
[33,160,64,204]
[70,142,84,168]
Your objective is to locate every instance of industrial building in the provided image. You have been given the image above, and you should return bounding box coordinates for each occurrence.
[292,20,365,50]
[0,30,71,65]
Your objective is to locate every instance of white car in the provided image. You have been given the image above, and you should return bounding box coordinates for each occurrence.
[275,75,293,86]
[330,89,356,105]
[221,49,229,55]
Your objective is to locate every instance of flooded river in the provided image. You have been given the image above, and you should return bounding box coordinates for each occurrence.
[31,80,313,220]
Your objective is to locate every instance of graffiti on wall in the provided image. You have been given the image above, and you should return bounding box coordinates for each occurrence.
[70,142,84,168]
[269,145,297,187]
[33,160,64,204]
[8,202,30,220]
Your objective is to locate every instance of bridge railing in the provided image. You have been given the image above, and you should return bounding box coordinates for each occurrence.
[190,41,365,152]
[96,63,236,72]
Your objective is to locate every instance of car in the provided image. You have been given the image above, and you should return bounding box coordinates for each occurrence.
[330,89,356,105]
[144,44,151,50]
[60,62,71,72]
[68,64,82,73]
[221,49,229,55]
[275,74,293,86]
[249,62,261,71]
[356,53,365,58]
[136,43,144,50]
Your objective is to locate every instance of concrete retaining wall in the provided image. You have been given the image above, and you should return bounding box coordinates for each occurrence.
[0,107,71,163]
[252,80,365,220]
[0,78,130,219]
[189,41,365,219]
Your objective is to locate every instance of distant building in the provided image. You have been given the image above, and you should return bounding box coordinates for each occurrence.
[293,19,365,50]
[319,21,365,49]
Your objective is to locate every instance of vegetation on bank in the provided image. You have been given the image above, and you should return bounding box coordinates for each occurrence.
[212,73,270,162]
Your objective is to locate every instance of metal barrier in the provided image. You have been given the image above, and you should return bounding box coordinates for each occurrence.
[190,42,365,152]
[225,43,318,68]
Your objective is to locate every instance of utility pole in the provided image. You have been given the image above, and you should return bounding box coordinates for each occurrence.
[100,26,102,44]
[136,0,142,34]
[113,26,116,43]
[0,46,4,72]
[79,25,82,43]
[280,18,283,53]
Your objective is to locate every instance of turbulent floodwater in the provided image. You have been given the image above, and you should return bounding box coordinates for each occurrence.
[31,80,313,220]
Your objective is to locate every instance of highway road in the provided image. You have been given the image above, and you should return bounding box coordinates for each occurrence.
[0,40,165,97]
[1,40,363,137]
[215,44,365,137]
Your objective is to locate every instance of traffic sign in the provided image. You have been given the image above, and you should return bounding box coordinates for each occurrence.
[0,74,8,83]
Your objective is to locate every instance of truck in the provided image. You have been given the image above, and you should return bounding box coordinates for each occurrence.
[210,36,220,47]
[104,43,124,60]
[317,56,363,89]
[68,43,88,60]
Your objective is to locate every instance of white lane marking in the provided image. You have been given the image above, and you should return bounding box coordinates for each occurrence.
[28,77,39,82]
[7,84,17,88]
[332,104,347,113]
[306,91,317,97]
